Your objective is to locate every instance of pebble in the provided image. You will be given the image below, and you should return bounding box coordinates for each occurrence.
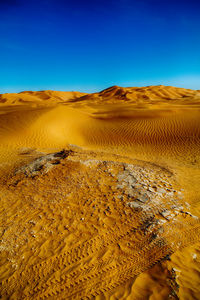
[126,201,142,209]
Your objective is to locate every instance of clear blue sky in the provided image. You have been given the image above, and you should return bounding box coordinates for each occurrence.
[0,0,200,93]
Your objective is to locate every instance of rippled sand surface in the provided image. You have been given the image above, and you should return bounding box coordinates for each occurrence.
[0,85,200,299]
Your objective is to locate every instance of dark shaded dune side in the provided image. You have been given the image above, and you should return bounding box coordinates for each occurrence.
[0,107,51,139]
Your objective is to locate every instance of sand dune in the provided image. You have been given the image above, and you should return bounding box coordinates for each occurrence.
[1,86,200,166]
[73,85,200,106]
[0,85,200,299]
[0,90,86,107]
[1,85,200,108]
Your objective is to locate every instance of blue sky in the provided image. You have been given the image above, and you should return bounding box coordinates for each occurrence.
[0,0,200,93]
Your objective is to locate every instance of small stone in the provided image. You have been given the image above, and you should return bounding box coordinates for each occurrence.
[137,193,149,203]
[158,219,167,224]
[146,191,153,198]
[192,253,197,260]
[126,201,142,209]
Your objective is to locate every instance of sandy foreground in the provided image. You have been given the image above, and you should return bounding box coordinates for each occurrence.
[0,85,200,299]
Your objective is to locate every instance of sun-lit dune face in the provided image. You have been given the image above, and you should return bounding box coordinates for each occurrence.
[0,85,200,299]
[75,85,200,107]
[0,90,86,107]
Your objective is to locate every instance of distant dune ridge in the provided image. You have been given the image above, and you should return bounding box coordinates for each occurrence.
[78,85,200,104]
[1,85,200,107]
[0,90,86,107]
[0,85,200,299]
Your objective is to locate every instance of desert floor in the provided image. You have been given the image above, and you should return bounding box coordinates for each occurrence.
[0,85,200,299]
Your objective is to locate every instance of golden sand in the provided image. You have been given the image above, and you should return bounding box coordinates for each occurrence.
[0,85,200,299]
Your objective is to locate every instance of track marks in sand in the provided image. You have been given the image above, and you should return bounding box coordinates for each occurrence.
[1,151,200,299]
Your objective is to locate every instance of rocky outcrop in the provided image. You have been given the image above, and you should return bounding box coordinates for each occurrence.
[16,150,72,177]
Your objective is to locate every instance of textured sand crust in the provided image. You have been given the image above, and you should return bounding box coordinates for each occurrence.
[1,149,199,299]
[0,85,200,299]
